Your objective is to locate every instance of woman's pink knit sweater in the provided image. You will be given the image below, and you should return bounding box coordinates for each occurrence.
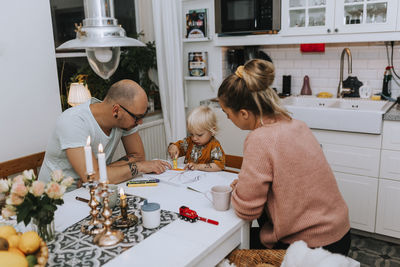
[232,118,350,248]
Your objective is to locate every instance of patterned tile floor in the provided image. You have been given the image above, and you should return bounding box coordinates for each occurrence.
[349,233,400,267]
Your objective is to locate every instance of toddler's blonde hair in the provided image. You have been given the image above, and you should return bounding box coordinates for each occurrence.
[187,106,218,135]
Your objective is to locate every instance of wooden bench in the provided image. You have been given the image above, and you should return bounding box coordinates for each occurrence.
[0,152,45,179]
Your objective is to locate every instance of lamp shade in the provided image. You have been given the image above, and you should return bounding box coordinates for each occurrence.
[56,0,145,79]
[68,83,91,107]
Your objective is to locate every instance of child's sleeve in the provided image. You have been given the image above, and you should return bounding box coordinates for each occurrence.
[210,140,226,170]
[173,137,190,157]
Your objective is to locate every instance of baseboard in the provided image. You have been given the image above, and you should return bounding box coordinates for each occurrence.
[351,228,400,245]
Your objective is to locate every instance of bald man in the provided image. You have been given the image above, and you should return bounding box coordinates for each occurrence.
[38,80,171,190]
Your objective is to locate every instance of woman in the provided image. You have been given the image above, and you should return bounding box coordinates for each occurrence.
[218,59,351,255]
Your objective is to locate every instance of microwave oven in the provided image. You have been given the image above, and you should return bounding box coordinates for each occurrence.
[215,0,281,36]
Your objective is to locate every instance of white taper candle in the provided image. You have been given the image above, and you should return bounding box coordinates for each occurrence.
[84,136,94,174]
[98,143,107,183]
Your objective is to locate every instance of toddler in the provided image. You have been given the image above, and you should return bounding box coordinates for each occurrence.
[168,106,225,172]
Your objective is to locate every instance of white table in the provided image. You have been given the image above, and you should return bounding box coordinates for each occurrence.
[55,171,250,267]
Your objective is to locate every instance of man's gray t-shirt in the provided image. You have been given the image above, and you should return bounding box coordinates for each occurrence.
[38,98,137,189]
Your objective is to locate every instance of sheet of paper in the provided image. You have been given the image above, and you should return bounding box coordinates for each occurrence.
[143,170,233,193]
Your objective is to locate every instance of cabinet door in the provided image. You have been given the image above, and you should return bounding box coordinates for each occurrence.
[324,143,381,177]
[281,0,335,35]
[335,172,378,232]
[382,121,400,150]
[380,150,400,181]
[334,0,398,34]
[376,179,400,238]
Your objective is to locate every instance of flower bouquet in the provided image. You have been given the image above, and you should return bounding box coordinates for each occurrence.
[0,169,73,241]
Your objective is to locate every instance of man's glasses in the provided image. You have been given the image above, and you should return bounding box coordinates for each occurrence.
[119,104,148,121]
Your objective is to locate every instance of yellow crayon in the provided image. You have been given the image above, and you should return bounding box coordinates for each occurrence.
[127,183,158,187]
[173,158,178,169]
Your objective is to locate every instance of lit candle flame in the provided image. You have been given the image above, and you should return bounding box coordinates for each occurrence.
[98,143,104,153]
[119,187,126,200]
[86,136,91,146]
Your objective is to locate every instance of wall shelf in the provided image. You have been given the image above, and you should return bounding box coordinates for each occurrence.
[183,37,212,43]
[184,76,210,81]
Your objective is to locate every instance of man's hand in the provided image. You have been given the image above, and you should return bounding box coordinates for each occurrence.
[136,160,172,174]
[168,144,179,160]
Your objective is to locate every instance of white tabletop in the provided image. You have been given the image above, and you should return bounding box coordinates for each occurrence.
[54,171,249,267]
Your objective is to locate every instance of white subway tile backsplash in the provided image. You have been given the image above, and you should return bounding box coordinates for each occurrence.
[222,42,399,96]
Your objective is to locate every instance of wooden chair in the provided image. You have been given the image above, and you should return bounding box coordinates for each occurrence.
[225,154,243,173]
[0,152,45,179]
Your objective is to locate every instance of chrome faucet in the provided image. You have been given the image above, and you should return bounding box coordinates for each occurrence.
[337,48,353,98]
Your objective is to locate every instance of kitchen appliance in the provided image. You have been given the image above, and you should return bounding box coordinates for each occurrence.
[281,75,291,96]
[227,47,272,74]
[215,0,281,36]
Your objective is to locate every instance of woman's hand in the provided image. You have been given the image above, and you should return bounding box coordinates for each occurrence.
[230,179,238,190]
[168,144,179,159]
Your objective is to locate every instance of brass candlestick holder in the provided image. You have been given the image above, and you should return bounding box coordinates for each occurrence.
[94,183,124,246]
[81,174,105,235]
[113,195,138,228]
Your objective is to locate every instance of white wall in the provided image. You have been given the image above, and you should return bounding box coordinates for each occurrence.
[0,1,61,162]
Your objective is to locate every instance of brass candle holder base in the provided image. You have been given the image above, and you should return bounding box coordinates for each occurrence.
[93,228,124,247]
[81,174,105,235]
[112,214,138,228]
[94,182,124,247]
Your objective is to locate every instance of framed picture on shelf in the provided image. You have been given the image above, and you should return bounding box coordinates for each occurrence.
[188,52,207,77]
[185,9,207,38]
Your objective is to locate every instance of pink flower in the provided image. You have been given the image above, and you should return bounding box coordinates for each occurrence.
[61,177,74,188]
[30,181,45,197]
[7,193,24,205]
[45,182,65,199]
[0,179,9,193]
[13,175,24,184]
[1,206,16,219]
[51,170,64,183]
[11,181,28,197]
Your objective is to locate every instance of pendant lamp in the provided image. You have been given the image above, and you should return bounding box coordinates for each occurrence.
[56,0,145,79]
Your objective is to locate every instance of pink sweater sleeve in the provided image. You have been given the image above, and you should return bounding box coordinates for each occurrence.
[231,133,273,221]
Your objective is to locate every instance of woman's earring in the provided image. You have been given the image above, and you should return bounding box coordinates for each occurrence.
[114,114,118,118]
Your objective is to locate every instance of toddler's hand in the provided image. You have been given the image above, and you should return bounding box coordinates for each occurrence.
[168,144,179,159]
[185,162,198,170]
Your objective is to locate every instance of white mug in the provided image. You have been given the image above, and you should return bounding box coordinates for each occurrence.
[205,185,232,211]
[141,200,161,229]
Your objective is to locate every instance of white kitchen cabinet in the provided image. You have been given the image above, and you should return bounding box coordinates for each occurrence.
[376,179,400,238]
[281,0,335,35]
[379,150,400,181]
[312,129,380,232]
[281,0,398,36]
[323,143,380,177]
[335,0,398,34]
[335,172,378,232]
[382,120,400,151]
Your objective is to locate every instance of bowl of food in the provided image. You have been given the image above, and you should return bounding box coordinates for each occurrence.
[0,225,48,267]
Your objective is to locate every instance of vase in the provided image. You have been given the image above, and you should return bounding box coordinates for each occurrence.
[32,218,55,242]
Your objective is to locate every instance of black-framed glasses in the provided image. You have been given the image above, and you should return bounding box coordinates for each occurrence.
[119,104,148,121]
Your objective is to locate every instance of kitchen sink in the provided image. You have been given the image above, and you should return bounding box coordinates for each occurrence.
[281,96,394,134]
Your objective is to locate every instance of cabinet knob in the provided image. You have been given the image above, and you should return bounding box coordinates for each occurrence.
[327,29,331,33]
[334,28,338,33]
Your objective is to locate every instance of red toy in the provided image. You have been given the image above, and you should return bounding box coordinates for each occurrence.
[179,206,219,225]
